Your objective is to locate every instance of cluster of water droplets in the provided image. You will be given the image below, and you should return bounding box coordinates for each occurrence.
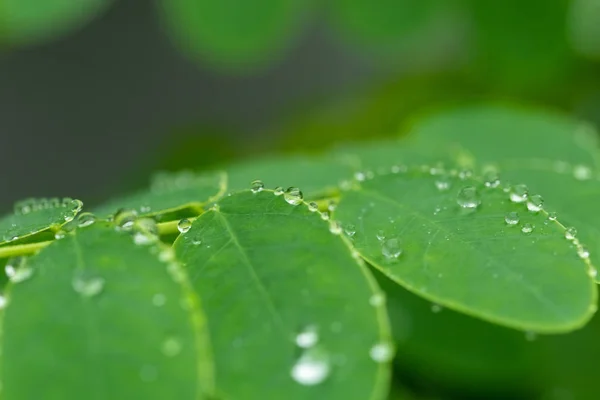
[290,325,331,386]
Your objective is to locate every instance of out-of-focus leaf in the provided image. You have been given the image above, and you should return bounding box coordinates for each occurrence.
[0,224,213,399]
[0,0,111,46]
[0,197,83,246]
[93,171,226,218]
[568,0,600,60]
[158,0,310,69]
[334,169,597,332]
[174,190,392,399]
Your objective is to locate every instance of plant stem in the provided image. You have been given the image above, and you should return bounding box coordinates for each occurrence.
[0,241,53,259]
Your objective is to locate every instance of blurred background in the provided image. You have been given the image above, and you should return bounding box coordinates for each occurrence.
[1,1,600,399]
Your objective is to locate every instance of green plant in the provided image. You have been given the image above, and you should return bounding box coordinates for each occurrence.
[1,105,599,399]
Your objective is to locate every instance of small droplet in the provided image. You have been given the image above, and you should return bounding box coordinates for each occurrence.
[456,186,481,209]
[505,212,520,225]
[588,267,598,279]
[250,180,264,193]
[509,184,528,203]
[161,336,182,357]
[344,224,356,237]
[548,212,557,221]
[369,293,386,307]
[434,177,451,191]
[483,170,501,188]
[284,187,304,206]
[0,295,7,309]
[274,187,284,196]
[376,230,386,241]
[72,274,105,298]
[308,202,319,212]
[354,171,366,182]
[327,201,337,212]
[191,237,202,246]
[458,169,472,180]
[114,208,138,231]
[320,211,330,221]
[573,165,592,181]
[382,238,402,261]
[329,221,342,235]
[521,223,534,234]
[369,342,395,363]
[54,230,66,240]
[578,246,590,259]
[140,205,152,213]
[290,347,330,386]
[132,218,159,245]
[526,194,544,212]
[565,227,578,241]
[152,293,167,307]
[295,325,319,349]
[177,219,192,234]
[431,304,443,313]
[77,212,96,228]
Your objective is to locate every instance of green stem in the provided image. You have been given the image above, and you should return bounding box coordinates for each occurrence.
[0,241,53,259]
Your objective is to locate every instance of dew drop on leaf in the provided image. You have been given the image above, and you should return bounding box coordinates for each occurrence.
[290,347,331,386]
[77,212,97,228]
[354,171,366,182]
[274,186,284,196]
[505,212,520,226]
[573,164,592,181]
[284,187,304,206]
[483,170,501,188]
[369,292,386,307]
[132,218,159,246]
[382,238,402,261]
[565,227,578,241]
[526,194,544,212]
[369,342,395,363]
[521,224,534,234]
[72,274,105,298]
[328,221,342,235]
[250,180,264,193]
[548,212,557,221]
[54,230,66,240]
[578,246,590,259]
[191,236,202,246]
[320,211,330,221]
[295,325,319,349]
[376,230,386,241]
[308,202,319,212]
[509,184,528,203]
[456,186,481,209]
[434,177,451,191]
[161,336,182,357]
[114,208,138,231]
[344,223,356,237]
[177,219,192,234]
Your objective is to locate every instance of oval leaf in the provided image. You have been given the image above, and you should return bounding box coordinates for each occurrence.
[0,197,83,246]
[93,170,226,218]
[174,190,392,399]
[0,224,213,399]
[334,169,597,332]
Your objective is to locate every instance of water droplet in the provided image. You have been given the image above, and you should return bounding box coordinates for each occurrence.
[191,237,202,246]
[434,177,451,191]
[588,267,598,279]
[308,202,319,212]
[431,304,443,313]
[161,336,182,357]
[0,295,7,309]
[295,325,319,349]
[578,246,590,259]
[376,230,386,241]
[573,165,592,180]
[458,169,472,180]
[139,364,158,382]
[114,208,138,231]
[320,211,330,221]
[140,205,152,213]
[354,171,366,182]
[344,224,356,237]
[382,238,402,261]
[132,218,159,245]
[72,274,105,298]
[152,293,167,307]
[54,230,66,240]
[250,180,264,193]
[290,347,330,386]
[548,212,557,221]
[456,186,481,209]
[177,219,192,234]
[327,201,337,212]
[565,227,578,241]
[274,187,284,196]
[284,187,304,206]
[527,194,544,212]
[369,342,395,363]
[505,212,520,225]
[77,212,96,228]
[521,224,534,234]
[483,170,501,188]
[509,184,528,203]
[369,293,386,307]
[329,221,342,235]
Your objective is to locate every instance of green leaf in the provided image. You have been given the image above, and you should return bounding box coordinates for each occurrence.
[0,224,213,399]
[158,0,309,69]
[226,155,353,199]
[0,197,83,246]
[0,0,111,46]
[333,168,597,332]
[568,0,600,60]
[93,171,227,218]
[174,190,392,399]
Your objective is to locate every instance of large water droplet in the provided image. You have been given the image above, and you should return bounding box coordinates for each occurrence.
[509,184,528,203]
[382,238,402,261]
[521,223,534,234]
[295,325,319,349]
[161,336,182,357]
[565,227,578,241]
[114,208,138,231]
[369,342,395,363]
[72,274,105,298]
[505,212,520,225]
[77,212,97,228]
[250,180,264,193]
[526,194,544,212]
[290,347,331,386]
[284,187,303,206]
[177,219,192,234]
[456,186,481,209]
[274,186,284,196]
